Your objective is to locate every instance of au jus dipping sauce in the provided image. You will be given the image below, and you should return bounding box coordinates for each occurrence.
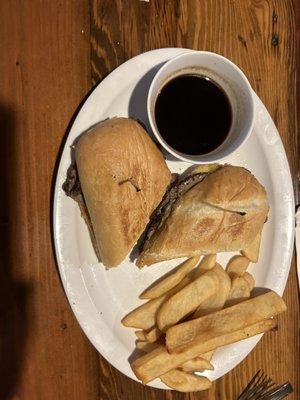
[154,74,232,155]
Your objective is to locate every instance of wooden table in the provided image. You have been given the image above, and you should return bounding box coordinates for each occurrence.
[0,1,299,399]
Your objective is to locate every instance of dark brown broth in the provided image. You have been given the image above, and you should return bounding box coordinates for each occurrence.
[155,74,232,155]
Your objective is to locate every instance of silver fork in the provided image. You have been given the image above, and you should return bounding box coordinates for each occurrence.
[237,370,293,399]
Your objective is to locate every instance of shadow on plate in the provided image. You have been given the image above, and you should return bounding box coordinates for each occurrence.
[128,63,179,162]
[128,347,147,365]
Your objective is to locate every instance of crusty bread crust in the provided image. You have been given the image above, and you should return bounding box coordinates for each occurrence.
[76,118,171,267]
[136,166,269,266]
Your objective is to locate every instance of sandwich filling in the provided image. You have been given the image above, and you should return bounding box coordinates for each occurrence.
[140,172,210,250]
[63,164,100,259]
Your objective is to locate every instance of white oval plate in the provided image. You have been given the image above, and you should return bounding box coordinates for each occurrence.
[53,48,294,390]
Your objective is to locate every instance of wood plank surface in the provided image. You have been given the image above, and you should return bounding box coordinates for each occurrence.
[0,1,99,400]
[0,1,298,399]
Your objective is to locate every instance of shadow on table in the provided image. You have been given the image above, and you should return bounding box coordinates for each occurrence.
[0,104,32,400]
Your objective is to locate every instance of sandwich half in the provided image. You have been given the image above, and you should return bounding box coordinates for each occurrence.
[63,117,171,268]
[137,164,269,267]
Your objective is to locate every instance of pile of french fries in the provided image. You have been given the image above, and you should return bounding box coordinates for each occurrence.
[122,242,286,393]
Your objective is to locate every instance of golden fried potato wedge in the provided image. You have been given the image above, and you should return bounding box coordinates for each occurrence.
[193,263,231,318]
[166,291,285,353]
[136,341,158,353]
[157,270,219,331]
[227,274,250,303]
[145,326,162,343]
[201,351,214,362]
[160,369,211,392]
[243,272,255,292]
[135,330,147,341]
[192,254,217,278]
[140,257,199,299]
[180,357,214,373]
[226,255,250,277]
[139,341,213,375]
[132,319,277,383]
[122,277,189,330]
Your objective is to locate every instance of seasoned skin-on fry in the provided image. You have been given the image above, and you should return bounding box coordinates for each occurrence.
[122,277,189,330]
[192,254,217,278]
[193,264,231,318]
[157,270,219,331]
[135,330,147,341]
[140,256,200,299]
[145,326,162,343]
[226,255,250,277]
[160,369,212,392]
[243,272,255,292]
[132,319,277,383]
[136,341,158,352]
[241,231,261,262]
[122,296,166,330]
[201,351,214,362]
[180,357,214,373]
[139,342,213,381]
[227,275,251,304]
[166,291,286,353]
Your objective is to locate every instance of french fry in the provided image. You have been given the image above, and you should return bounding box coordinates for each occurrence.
[166,291,286,353]
[140,257,200,299]
[241,232,261,262]
[227,274,250,303]
[157,270,219,331]
[136,341,158,353]
[132,319,277,383]
[193,263,231,318]
[226,255,250,277]
[180,357,214,373]
[193,254,217,278]
[243,272,255,292]
[139,341,213,374]
[122,296,166,330]
[135,330,147,341]
[145,326,162,343]
[201,350,214,362]
[160,369,211,392]
[122,276,189,330]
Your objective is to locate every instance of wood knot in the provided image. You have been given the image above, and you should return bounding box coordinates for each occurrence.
[271,34,279,47]
[60,323,67,330]
[238,34,247,48]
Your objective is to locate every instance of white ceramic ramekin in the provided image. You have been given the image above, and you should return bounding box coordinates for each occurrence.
[147,51,254,163]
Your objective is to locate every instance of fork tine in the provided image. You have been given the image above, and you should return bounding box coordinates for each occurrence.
[237,371,277,400]
[238,379,268,399]
[243,382,271,399]
[251,378,276,398]
[237,370,262,400]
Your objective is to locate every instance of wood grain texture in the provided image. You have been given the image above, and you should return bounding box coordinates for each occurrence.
[0,1,298,400]
[0,1,98,400]
[295,0,300,206]
[91,1,299,399]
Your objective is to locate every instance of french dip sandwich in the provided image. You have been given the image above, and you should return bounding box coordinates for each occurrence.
[137,164,269,267]
[64,117,268,269]
[63,117,171,268]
